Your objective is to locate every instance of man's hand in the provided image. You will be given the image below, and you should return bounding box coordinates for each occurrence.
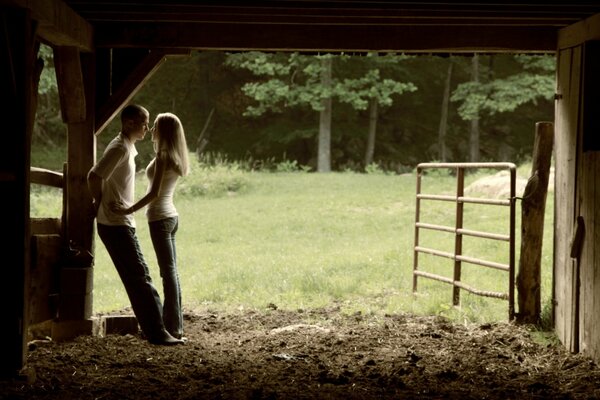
[91,198,101,216]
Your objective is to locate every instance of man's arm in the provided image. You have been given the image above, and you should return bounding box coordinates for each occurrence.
[87,170,103,215]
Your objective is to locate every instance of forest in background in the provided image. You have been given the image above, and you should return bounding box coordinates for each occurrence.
[32,49,555,172]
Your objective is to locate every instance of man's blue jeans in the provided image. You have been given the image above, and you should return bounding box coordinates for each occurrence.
[149,217,183,338]
[97,223,166,340]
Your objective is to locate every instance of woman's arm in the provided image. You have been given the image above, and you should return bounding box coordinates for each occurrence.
[113,157,166,215]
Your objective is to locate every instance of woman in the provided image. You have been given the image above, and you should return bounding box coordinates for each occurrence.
[114,112,190,340]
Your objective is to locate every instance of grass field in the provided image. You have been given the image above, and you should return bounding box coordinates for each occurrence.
[30,159,554,325]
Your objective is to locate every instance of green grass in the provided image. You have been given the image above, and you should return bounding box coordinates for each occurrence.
[31,158,554,325]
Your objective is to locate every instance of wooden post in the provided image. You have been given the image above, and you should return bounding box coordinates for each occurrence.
[516,122,554,324]
[52,47,96,340]
[0,7,39,378]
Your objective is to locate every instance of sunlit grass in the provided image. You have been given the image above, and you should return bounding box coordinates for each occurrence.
[31,158,554,324]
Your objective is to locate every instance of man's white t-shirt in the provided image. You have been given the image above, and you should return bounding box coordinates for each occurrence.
[90,133,137,227]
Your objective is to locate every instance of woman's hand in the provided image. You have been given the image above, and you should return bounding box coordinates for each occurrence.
[111,201,131,215]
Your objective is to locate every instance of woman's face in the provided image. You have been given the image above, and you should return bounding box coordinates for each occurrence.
[151,120,159,143]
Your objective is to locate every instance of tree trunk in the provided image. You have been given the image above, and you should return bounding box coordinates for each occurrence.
[196,107,215,159]
[318,56,332,173]
[469,54,480,162]
[364,97,378,167]
[438,59,453,162]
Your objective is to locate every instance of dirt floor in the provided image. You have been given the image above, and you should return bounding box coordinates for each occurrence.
[3,306,600,400]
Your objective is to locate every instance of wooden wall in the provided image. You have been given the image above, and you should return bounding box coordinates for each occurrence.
[554,45,581,352]
[555,14,600,362]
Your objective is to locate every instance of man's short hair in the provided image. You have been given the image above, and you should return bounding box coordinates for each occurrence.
[121,104,148,124]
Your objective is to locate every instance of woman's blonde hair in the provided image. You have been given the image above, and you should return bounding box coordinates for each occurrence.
[154,112,190,176]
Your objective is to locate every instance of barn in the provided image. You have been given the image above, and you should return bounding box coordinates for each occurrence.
[1,0,600,378]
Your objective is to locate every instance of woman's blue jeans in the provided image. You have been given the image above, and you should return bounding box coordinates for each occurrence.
[97,223,166,340]
[149,217,183,338]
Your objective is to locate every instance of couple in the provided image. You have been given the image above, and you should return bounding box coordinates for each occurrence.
[87,104,189,346]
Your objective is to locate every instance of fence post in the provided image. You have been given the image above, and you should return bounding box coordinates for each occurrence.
[516,122,554,324]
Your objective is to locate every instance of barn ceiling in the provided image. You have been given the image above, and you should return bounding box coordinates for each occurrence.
[55,1,600,53]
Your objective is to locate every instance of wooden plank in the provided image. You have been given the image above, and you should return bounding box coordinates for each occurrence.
[578,152,598,360]
[593,153,600,362]
[578,42,600,358]
[94,22,559,53]
[29,234,61,325]
[30,217,61,235]
[553,46,581,350]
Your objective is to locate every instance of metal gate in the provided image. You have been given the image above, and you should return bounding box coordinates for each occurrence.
[413,162,517,319]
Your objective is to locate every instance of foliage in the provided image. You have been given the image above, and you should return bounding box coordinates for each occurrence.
[364,162,385,174]
[38,44,58,95]
[335,69,417,110]
[32,51,555,172]
[225,52,328,115]
[177,154,251,198]
[451,55,555,121]
[225,51,417,116]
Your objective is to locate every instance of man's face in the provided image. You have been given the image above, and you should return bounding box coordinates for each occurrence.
[130,115,150,142]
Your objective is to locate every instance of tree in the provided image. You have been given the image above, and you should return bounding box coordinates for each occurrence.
[334,53,417,167]
[225,51,416,171]
[469,54,480,162]
[438,58,453,162]
[450,55,555,121]
[318,56,332,172]
[450,54,555,162]
[225,52,336,171]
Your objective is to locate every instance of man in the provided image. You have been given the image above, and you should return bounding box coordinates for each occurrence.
[87,104,184,345]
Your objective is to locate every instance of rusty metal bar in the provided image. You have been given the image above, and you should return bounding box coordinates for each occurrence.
[414,270,454,285]
[414,270,508,300]
[412,166,423,293]
[417,223,509,241]
[453,281,508,300]
[415,246,454,259]
[417,194,511,206]
[458,197,511,206]
[453,167,464,306]
[455,255,510,271]
[417,162,516,170]
[415,247,510,271]
[457,228,509,241]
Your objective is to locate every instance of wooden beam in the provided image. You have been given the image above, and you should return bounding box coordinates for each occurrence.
[66,51,95,253]
[7,0,93,51]
[94,22,558,53]
[54,46,86,123]
[95,50,167,134]
[66,2,600,27]
[559,13,600,50]
[30,166,62,188]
